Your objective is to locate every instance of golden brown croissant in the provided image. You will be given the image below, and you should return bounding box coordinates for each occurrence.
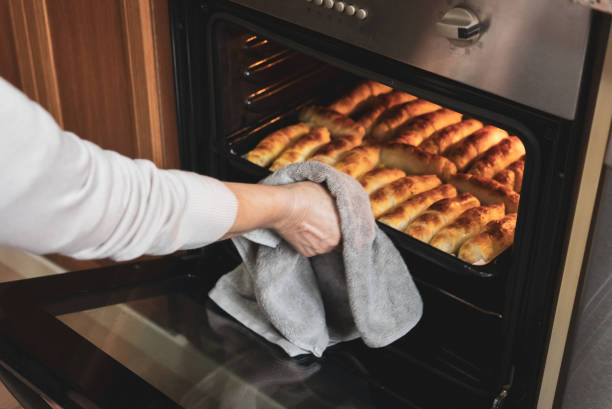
[269,127,331,171]
[449,173,520,213]
[458,213,517,264]
[392,109,463,146]
[494,156,525,193]
[370,175,442,218]
[357,91,417,135]
[443,125,508,171]
[308,133,364,165]
[333,144,381,178]
[404,193,480,243]
[380,143,457,181]
[246,123,311,167]
[429,203,505,254]
[328,80,393,115]
[358,168,407,194]
[468,136,526,178]
[299,106,365,138]
[419,119,483,154]
[370,100,441,140]
[377,184,457,231]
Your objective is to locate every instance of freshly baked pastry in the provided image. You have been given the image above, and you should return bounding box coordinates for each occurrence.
[404,193,480,243]
[299,105,365,138]
[458,213,517,264]
[468,136,526,178]
[377,184,457,231]
[429,203,505,254]
[358,91,417,135]
[370,175,442,218]
[328,80,393,115]
[443,125,508,170]
[392,109,463,146]
[380,143,457,181]
[308,133,364,165]
[333,144,381,178]
[358,168,407,194]
[246,123,311,167]
[449,173,520,213]
[494,156,525,193]
[419,119,483,154]
[269,127,331,171]
[370,100,441,140]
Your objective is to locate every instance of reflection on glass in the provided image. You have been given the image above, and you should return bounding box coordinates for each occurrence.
[57,294,379,409]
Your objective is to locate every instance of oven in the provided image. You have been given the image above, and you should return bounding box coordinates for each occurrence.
[0,1,609,409]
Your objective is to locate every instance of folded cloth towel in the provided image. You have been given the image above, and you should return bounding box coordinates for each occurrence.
[209,161,422,357]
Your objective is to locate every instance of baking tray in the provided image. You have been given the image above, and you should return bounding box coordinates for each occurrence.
[222,106,514,280]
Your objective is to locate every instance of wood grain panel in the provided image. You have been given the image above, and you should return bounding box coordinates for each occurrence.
[0,0,22,88]
[45,0,137,157]
[6,0,62,125]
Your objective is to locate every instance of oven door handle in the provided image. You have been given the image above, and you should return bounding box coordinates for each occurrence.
[0,363,54,409]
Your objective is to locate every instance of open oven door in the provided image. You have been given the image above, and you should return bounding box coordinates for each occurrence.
[0,243,499,409]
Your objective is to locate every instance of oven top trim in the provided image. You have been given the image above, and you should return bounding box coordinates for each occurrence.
[229,0,591,120]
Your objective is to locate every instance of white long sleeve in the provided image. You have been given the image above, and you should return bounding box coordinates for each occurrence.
[0,78,238,261]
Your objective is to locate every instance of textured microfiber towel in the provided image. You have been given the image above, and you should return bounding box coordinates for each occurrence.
[209,161,423,357]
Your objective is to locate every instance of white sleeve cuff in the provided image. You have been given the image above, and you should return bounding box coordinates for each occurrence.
[174,171,238,250]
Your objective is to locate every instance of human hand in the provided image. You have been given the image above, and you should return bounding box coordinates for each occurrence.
[273,181,341,257]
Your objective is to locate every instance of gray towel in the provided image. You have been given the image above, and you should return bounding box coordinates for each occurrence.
[209,161,422,357]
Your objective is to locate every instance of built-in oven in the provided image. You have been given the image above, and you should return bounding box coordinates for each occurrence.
[0,1,609,409]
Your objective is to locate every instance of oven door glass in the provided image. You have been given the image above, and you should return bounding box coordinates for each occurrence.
[0,252,494,409]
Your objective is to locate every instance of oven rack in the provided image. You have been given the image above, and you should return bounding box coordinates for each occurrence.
[223,108,513,280]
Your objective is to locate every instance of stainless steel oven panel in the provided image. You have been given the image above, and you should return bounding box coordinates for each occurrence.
[230,0,591,120]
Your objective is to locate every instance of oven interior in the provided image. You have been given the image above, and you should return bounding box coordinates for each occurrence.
[170,2,592,408]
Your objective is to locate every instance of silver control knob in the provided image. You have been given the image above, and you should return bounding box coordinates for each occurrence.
[313,0,323,5]
[436,7,481,44]
[323,0,334,8]
[334,1,345,12]
[355,8,367,20]
[344,4,356,15]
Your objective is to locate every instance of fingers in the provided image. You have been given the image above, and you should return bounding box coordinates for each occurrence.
[273,182,342,257]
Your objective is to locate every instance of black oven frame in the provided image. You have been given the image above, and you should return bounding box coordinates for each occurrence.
[169,1,609,408]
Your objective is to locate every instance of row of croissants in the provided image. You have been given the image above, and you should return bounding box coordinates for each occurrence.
[246,80,526,265]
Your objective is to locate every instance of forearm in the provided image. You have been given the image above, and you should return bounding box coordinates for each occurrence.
[222,182,293,238]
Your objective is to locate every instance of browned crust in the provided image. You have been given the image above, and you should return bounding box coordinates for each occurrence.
[370,99,441,139]
[370,174,442,217]
[449,173,520,213]
[493,169,515,190]
[380,143,458,181]
[508,156,525,192]
[246,123,311,167]
[443,125,508,170]
[430,203,505,254]
[404,193,479,242]
[457,213,517,264]
[333,144,381,178]
[420,119,484,154]
[468,136,526,178]
[377,184,458,230]
[328,80,393,115]
[392,109,462,146]
[269,127,331,171]
[308,133,363,165]
[359,167,406,194]
[357,91,417,133]
[299,105,365,138]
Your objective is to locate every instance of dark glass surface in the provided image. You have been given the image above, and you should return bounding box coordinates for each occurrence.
[56,293,389,409]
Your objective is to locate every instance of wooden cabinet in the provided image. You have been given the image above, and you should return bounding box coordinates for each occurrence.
[0,0,180,169]
[0,0,181,270]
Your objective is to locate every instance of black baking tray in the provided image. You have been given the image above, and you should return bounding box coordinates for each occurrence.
[221,108,514,280]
